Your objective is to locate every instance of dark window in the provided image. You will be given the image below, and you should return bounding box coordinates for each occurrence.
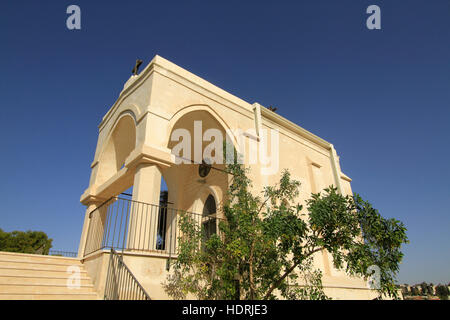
[156,191,168,250]
[202,194,216,240]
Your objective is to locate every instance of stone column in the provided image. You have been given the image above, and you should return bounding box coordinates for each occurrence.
[128,163,162,251]
[132,163,162,204]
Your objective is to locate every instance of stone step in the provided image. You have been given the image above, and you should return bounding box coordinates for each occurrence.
[0,257,82,267]
[0,267,87,278]
[0,252,99,300]
[0,293,98,300]
[0,275,93,286]
[0,251,79,264]
[0,261,85,272]
[0,284,95,295]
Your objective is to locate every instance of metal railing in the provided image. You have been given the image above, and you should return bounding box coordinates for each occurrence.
[49,250,78,257]
[104,248,151,300]
[83,196,220,257]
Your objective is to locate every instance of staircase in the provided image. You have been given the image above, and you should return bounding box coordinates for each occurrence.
[0,251,99,300]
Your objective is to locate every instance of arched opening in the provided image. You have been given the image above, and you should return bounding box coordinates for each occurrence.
[166,109,231,213]
[167,110,230,165]
[97,115,136,186]
[202,194,217,240]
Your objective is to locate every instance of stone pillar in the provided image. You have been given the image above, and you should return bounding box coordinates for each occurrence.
[128,164,162,251]
[132,164,162,204]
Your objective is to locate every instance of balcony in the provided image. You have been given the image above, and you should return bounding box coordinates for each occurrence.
[83,196,218,258]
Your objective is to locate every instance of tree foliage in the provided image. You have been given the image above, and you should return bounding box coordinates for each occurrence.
[436,285,449,300]
[163,160,408,300]
[0,229,53,255]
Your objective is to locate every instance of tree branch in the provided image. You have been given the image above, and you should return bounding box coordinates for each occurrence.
[262,247,323,300]
[249,240,255,299]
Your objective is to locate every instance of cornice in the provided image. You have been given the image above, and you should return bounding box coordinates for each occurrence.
[124,143,175,170]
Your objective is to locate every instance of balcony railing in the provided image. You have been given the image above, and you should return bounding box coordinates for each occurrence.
[83,196,219,257]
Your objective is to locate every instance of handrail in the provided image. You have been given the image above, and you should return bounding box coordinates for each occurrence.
[104,248,151,300]
[88,196,115,218]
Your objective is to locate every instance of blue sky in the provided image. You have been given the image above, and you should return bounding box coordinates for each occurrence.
[0,1,449,285]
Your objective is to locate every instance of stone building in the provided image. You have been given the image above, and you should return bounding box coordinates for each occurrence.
[74,55,378,299]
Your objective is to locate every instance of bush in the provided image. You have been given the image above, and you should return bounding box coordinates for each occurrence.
[0,228,53,255]
[436,285,449,300]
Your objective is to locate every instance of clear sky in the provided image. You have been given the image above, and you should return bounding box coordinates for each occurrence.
[0,1,449,285]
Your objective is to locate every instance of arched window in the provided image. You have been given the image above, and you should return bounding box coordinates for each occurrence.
[202,194,217,240]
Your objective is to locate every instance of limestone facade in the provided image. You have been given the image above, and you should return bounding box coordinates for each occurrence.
[78,55,377,300]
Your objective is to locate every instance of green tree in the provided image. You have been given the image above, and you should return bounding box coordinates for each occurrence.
[400,285,410,297]
[163,160,408,300]
[436,285,449,300]
[420,282,428,296]
[0,229,53,255]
